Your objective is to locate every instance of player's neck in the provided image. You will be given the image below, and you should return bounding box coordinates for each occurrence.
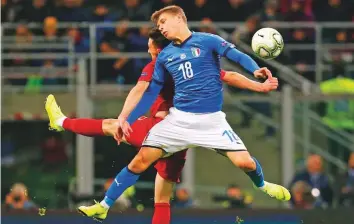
[174,28,192,45]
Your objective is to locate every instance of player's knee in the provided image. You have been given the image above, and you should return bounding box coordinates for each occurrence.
[128,154,151,174]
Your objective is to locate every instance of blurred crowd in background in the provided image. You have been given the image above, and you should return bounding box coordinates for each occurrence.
[2,0,354,212]
[2,0,354,85]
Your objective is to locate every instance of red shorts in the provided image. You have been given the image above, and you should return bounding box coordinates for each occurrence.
[125,116,187,183]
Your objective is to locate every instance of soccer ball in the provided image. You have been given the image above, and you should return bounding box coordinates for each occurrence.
[251,28,284,60]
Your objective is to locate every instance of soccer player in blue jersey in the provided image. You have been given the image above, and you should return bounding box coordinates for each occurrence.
[78,5,290,220]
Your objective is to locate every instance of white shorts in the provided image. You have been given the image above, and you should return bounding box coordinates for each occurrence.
[142,107,247,154]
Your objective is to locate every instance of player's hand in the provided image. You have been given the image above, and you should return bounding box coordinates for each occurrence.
[114,116,133,144]
[261,77,278,93]
[254,67,272,79]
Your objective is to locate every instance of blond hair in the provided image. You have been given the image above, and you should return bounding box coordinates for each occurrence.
[151,5,187,24]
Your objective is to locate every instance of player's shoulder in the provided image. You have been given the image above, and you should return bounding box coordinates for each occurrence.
[193,32,221,40]
[156,43,174,61]
[142,60,156,71]
[192,32,227,48]
[141,59,156,77]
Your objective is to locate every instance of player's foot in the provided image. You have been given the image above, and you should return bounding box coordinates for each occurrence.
[260,181,291,201]
[77,201,108,222]
[45,94,65,131]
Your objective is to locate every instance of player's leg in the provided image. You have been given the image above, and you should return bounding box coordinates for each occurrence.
[152,150,187,224]
[223,150,290,201]
[77,146,164,220]
[190,110,291,201]
[78,114,189,221]
[45,94,105,136]
[152,173,174,224]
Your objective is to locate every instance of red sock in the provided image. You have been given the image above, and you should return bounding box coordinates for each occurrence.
[63,118,104,137]
[152,203,170,224]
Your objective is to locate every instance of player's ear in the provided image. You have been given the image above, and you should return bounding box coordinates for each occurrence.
[176,14,182,23]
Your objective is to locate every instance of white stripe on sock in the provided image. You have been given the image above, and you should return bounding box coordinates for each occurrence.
[56,117,67,127]
[100,200,110,209]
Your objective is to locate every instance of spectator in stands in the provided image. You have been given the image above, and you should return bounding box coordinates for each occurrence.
[1,0,9,22]
[213,184,252,209]
[215,0,261,22]
[181,0,214,21]
[66,27,89,53]
[40,59,58,85]
[16,0,51,23]
[287,28,315,81]
[5,183,37,210]
[2,24,35,85]
[97,20,132,84]
[336,152,354,207]
[153,0,177,12]
[119,0,151,21]
[41,133,68,171]
[173,188,195,208]
[290,180,318,209]
[198,18,216,34]
[283,0,314,22]
[326,51,346,80]
[55,0,90,22]
[2,0,25,22]
[40,16,69,66]
[289,154,334,207]
[43,16,59,40]
[15,24,33,43]
[259,0,283,22]
[89,4,119,45]
[289,28,314,45]
[128,25,150,84]
[91,4,110,22]
[231,15,260,44]
[314,0,351,22]
[328,30,353,72]
[8,24,33,67]
[280,0,313,17]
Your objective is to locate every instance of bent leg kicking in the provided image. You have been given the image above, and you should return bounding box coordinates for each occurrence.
[225,150,291,201]
[77,146,164,221]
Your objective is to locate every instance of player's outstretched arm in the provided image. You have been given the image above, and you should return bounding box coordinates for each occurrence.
[126,80,162,124]
[222,70,278,93]
[225,48,273,79]
[116,57,167,142]
[115,80,162,143]
[119,81,150,120]
[208,34,272,79]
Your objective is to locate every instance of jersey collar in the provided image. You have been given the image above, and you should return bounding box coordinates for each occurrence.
[173,32,193,47]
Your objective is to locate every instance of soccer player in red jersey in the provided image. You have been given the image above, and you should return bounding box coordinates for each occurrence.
[46,27,278,223]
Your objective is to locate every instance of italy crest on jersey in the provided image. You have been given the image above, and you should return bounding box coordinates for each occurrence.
[191,47,201,57]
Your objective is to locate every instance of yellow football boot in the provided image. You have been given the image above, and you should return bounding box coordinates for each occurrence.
[45,94,65,131]
[77,201,108,222]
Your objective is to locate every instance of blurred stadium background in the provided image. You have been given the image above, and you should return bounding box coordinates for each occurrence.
[1,0,354,223]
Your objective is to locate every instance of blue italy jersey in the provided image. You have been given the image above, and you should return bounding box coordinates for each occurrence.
[152,32,236,113]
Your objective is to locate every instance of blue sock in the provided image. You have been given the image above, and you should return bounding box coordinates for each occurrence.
[245,157,265,187]
[103,166,140,207]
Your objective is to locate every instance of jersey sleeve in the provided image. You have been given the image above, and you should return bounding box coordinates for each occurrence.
[138,61,154,82]
[152,56,168,84]
[220,69,226,81]
[205,34,235,56]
